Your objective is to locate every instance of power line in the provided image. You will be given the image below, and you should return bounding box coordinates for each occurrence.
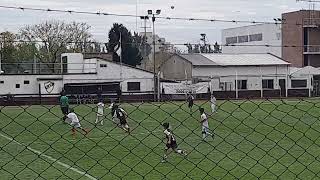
[0,39,319,48]
[0,5,294,25]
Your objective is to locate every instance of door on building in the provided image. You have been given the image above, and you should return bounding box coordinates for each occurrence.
[279,79,286,97]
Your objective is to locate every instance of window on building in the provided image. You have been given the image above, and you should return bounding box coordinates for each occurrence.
[249,33,263,42]
[237,80,247,90]
[220,82,232,91]
[0,80,4,84]
[226,36,238,44]
[24,80,30,84]
[16,84,20,88]
[127,82,141,91]
[100,64,107,68]
[291,80,307,88]
[238,35,249,43]
[62,56,68,74]
[262,79,274,89]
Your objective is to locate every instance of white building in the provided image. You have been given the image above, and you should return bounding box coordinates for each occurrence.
[0,53,154,96]
[160,53,307,98]
[222,24,282,57]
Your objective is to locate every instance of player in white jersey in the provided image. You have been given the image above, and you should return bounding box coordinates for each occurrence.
[211,94,217,114]
[161,122,187,162]
[199,107,214,141]
[67,109,88,137]
[95,101,105,125]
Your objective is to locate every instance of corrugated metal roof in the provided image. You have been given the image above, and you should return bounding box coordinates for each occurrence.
[180,53,290,66]
[180,54,218,66]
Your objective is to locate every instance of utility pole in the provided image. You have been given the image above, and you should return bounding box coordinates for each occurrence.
[148,9,161,102]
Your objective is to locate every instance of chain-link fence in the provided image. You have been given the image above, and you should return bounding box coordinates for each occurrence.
[1,97,320,179]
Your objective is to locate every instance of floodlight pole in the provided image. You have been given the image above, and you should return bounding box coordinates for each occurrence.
[152,14,156,102]
[148,9,161,102]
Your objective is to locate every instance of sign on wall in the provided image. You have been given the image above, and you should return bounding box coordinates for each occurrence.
[44,81,55,94]
[162,82,210,94]
[39,80,63,95]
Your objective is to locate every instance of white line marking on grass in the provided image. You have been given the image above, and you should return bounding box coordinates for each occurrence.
[0,133,97,180]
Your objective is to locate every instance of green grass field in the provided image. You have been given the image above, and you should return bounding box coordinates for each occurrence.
[1,99,320,180]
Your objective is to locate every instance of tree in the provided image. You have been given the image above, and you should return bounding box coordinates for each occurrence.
[0,31,19,73]
[194,44,200,53]
[132,32,152,58]
[0,31,16,63]
[185,43,193,53]
[19,21,93,72]
[107,23,143,66]
[213,42,222,53]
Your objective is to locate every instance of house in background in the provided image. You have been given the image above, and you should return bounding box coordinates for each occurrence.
[159,53,319,98]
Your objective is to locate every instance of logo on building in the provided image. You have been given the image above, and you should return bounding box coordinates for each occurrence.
[44,81,55,94]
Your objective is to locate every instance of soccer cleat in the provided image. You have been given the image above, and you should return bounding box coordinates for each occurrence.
[183,151,188,156]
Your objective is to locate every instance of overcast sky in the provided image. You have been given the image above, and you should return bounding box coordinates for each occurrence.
[0,0,313,47]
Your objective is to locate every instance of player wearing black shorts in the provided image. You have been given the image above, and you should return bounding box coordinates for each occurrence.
[187,93,194,112]
[162,122,187,162]
[113,105,130,133]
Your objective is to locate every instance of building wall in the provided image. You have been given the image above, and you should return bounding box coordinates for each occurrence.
[160,55,192,81]
[282,10,320,67]
[193,65,289,91]
[222,24,282,57]
[0,75,64,95]
[0,58,155,95]
[309,55,320,67]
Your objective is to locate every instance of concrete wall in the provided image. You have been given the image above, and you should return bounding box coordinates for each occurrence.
[160,55,192,81]
[222,24,281,57]
[193,65,289,91]
[281,10,320,67]
[308,55,320,67]
[0,58,155,95]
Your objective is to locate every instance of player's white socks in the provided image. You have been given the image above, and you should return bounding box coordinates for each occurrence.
[202,134,206,140]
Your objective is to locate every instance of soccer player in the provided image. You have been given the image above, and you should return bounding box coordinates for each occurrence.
[199,107,214,141]
[67,109,88,137]
[60,91,69,122]
[161,122,187,163]
[186,92,194,112]
[109,102,118,124]
[211,94,217,114]
[113,104,130,133]
[95,101,105,125]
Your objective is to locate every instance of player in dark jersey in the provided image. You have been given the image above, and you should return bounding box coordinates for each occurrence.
[162,122,187,162]
[187,92,194,112]
[113,104,130,133]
